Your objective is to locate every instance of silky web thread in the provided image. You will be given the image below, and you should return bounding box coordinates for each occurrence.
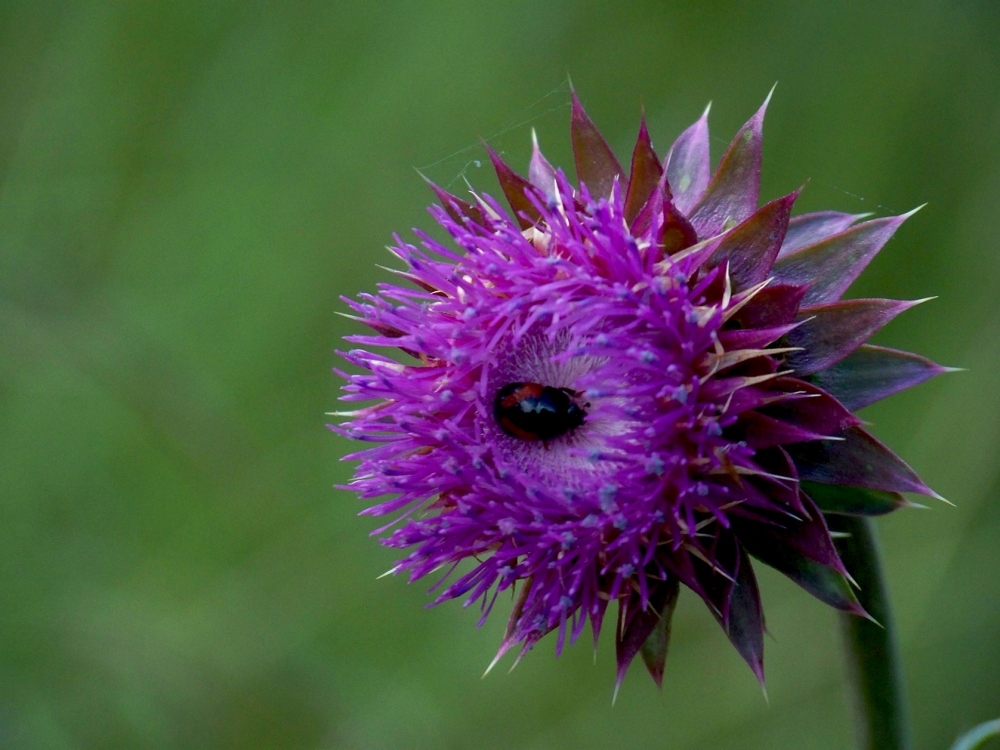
[419,82,896,214]
[417,81,572,191]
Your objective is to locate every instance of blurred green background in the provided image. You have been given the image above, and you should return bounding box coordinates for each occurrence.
[1,1,998,748]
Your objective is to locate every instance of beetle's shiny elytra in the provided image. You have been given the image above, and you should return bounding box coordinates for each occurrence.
[493,382,586,441]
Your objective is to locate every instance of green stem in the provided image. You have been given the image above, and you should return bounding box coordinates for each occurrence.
[829,515,912,750]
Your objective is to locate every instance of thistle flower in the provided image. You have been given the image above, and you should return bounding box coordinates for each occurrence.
[333,91,949,692]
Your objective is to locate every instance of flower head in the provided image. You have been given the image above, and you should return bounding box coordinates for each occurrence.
[333,91,948,691]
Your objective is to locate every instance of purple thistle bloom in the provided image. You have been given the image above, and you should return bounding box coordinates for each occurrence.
[332,90,950,692]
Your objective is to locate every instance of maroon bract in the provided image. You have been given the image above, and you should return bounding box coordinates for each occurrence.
[332,91,949,693]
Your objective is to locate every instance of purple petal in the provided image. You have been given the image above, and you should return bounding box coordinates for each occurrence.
[788,426,937,497]
[763,378,862,435]
[801,481,911,517]
[778,492,852,574]
[723,472,795,516]
[736,411,834,449]
[666,103,711,214]
[422,176,485,227]
[734,512,866,616]
[772,208,921,306]
[632,174,698,254]
[729,283,810,329]
[751,545,865,615]
[485,144,541,230]
[528,130,558,199]
[778,211,869,259]
[616,576,680,692]
[807,344,953,411]
[571,91,624,200]
[688,91,771,238]
[691,528,739,623]
[718,322,799,350]
[661,205,699,255]
[638,577,680,689]
[752,445,807,516]
[487,577,538,672]
[709,190,799,290]
[623,115,664,226]
[590,592,611,651]
[786,298,927,376]
[721,385,806,419]
[726,544,765,685]
[658,546,706,601]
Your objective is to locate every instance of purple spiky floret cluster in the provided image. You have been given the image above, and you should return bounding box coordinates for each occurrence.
[333,91,949,690]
